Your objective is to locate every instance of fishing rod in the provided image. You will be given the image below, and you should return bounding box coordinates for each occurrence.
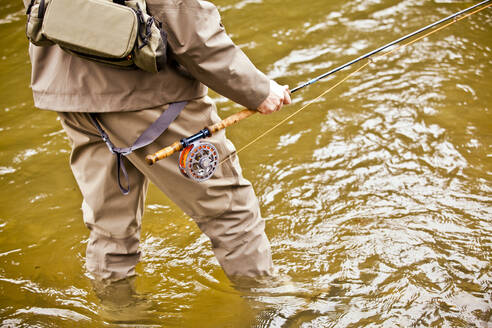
[145,0,490,178]
[290,0,491,93]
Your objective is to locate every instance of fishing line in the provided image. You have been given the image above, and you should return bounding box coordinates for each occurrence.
[222,1,491,165]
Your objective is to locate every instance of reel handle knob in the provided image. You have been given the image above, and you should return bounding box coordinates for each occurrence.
[145,141,183,165]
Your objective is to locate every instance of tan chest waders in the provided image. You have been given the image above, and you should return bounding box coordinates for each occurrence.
[25,0,167,72]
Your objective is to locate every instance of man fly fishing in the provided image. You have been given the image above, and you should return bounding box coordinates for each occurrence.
[25,0,291,285]
[25,0,489,296]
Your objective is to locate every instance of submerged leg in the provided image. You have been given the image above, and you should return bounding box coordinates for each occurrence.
[59,112,148,281]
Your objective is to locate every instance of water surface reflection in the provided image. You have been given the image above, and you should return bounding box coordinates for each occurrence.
[1,0,491,326]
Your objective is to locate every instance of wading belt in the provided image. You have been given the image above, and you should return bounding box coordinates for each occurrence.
[89,101,187,195]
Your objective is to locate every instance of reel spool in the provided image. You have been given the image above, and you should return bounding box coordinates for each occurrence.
[178,142,218,182]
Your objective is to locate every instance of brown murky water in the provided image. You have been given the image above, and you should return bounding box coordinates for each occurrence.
[1,0,491,327]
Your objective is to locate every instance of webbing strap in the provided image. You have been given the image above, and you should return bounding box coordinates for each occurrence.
[38,0,45,18]
[89,101,187,195]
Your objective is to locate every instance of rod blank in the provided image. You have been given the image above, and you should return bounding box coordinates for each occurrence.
[290,0,491,93]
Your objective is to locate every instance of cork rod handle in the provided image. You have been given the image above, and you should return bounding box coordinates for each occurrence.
[207,109,256,133]
[145,109,257,165]
[145,141,183,165]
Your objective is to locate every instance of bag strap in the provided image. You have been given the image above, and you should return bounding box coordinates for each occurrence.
[26,0,46,17]
[89,101,187,195]
[26,0,35,14]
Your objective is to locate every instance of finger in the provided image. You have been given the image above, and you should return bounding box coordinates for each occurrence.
[282,85,291,104]
[283,89,291,104]
[276,100,283,112]
[265,101,278,114]
[257,105,269,115]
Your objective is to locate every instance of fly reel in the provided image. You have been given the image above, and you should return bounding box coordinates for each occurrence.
[178,142,218,182]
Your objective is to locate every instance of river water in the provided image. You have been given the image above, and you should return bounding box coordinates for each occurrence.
[0,0,491,327]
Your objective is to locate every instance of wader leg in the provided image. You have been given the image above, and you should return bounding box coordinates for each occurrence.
[59,112,148,281]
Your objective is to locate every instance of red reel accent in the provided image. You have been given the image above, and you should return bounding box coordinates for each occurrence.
[178,142,218,182]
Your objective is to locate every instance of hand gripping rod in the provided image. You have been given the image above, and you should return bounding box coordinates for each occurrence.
[145,0,491,165]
